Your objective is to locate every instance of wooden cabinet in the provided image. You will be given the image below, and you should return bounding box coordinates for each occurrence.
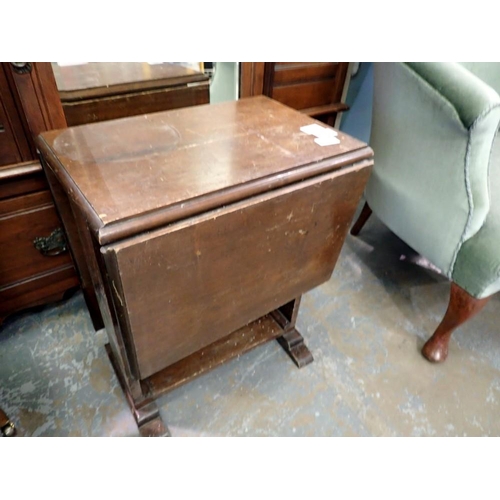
[52,62,210,126]
[0,63,78,324]
[240,62,350,125]
[38,96,373,435]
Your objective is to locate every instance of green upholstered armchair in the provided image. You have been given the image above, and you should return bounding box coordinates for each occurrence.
[351,62,500,363]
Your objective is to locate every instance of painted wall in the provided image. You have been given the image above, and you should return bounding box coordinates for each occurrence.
[339,62,373,144]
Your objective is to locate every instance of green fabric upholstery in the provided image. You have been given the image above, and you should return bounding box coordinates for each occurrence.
[365,62,500,298]
[453,134,500,298]
[460,63,500,96]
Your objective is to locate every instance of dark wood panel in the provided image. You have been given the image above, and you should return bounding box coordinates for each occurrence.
[0,191,73,286]
[0,265,78,323]
[0,66,33,166]
[240,63,350,126]
[0,161,47,200]
[145,313,285,398]
[105,164,370,379]
[0,94,24,166]
[302,102,349,118]
[273,63,339,85]
[0,63,77,323]
[62,84,209,126]
[272,79,340,110]
[275,62,324,66]
[240,62,265,98]
[4,62,67,157]
[41,159,104,332]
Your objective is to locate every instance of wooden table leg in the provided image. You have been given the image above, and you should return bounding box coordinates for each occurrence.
[106,302,314,435]
[105,344,170,437]
[134,401,171,438]
[272,297,314,368]
[277,329,314,368]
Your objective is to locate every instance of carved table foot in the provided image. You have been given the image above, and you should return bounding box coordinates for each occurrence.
[277,328,314,368]
[105,344,171,437]
[135,401,171,437]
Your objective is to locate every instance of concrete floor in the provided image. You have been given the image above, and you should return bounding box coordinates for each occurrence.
[1,208,500,437]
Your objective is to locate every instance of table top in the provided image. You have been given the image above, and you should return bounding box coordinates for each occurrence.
[38,96,372,244]
[52,62,208,101]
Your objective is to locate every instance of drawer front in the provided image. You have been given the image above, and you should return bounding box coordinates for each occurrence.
[268,62,347,111]
[272,80,338,110]
[105,164,370,379]
[273,62,341,86]
[0,190,73,287]
[0,162,48,200]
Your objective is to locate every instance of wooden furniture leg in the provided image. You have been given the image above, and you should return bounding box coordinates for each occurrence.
[105,345,170,437]
[350,202,372,236]
[422,282,491,363]
[277,329,314,368]
[272,298,314,368]
[0,407,15,437]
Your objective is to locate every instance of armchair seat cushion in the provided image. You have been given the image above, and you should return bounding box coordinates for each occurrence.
[453,133,500,298]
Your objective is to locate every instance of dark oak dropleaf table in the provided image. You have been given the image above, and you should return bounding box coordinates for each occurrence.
[37,96,373,436]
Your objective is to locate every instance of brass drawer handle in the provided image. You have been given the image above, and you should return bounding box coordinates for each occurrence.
[33,227,68,256]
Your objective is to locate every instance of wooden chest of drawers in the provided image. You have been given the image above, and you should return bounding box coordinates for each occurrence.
[52,62,210,126]
[0,63,78,324]
[240,62,350,125]
[37,96,373,435]
[0,162,78,323]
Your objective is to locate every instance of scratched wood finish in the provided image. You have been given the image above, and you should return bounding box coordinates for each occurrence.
[38,96,373,433]
[52,62,210,126]
[38,96,371,244]
[104,164,369,378]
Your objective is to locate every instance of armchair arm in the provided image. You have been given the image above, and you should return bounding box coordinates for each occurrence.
[366,62,500,277]
[407,62,500,128]
[459,62,500,99]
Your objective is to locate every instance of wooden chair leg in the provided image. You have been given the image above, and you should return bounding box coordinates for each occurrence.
[350,202,372,236]
[422,283,491,363]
